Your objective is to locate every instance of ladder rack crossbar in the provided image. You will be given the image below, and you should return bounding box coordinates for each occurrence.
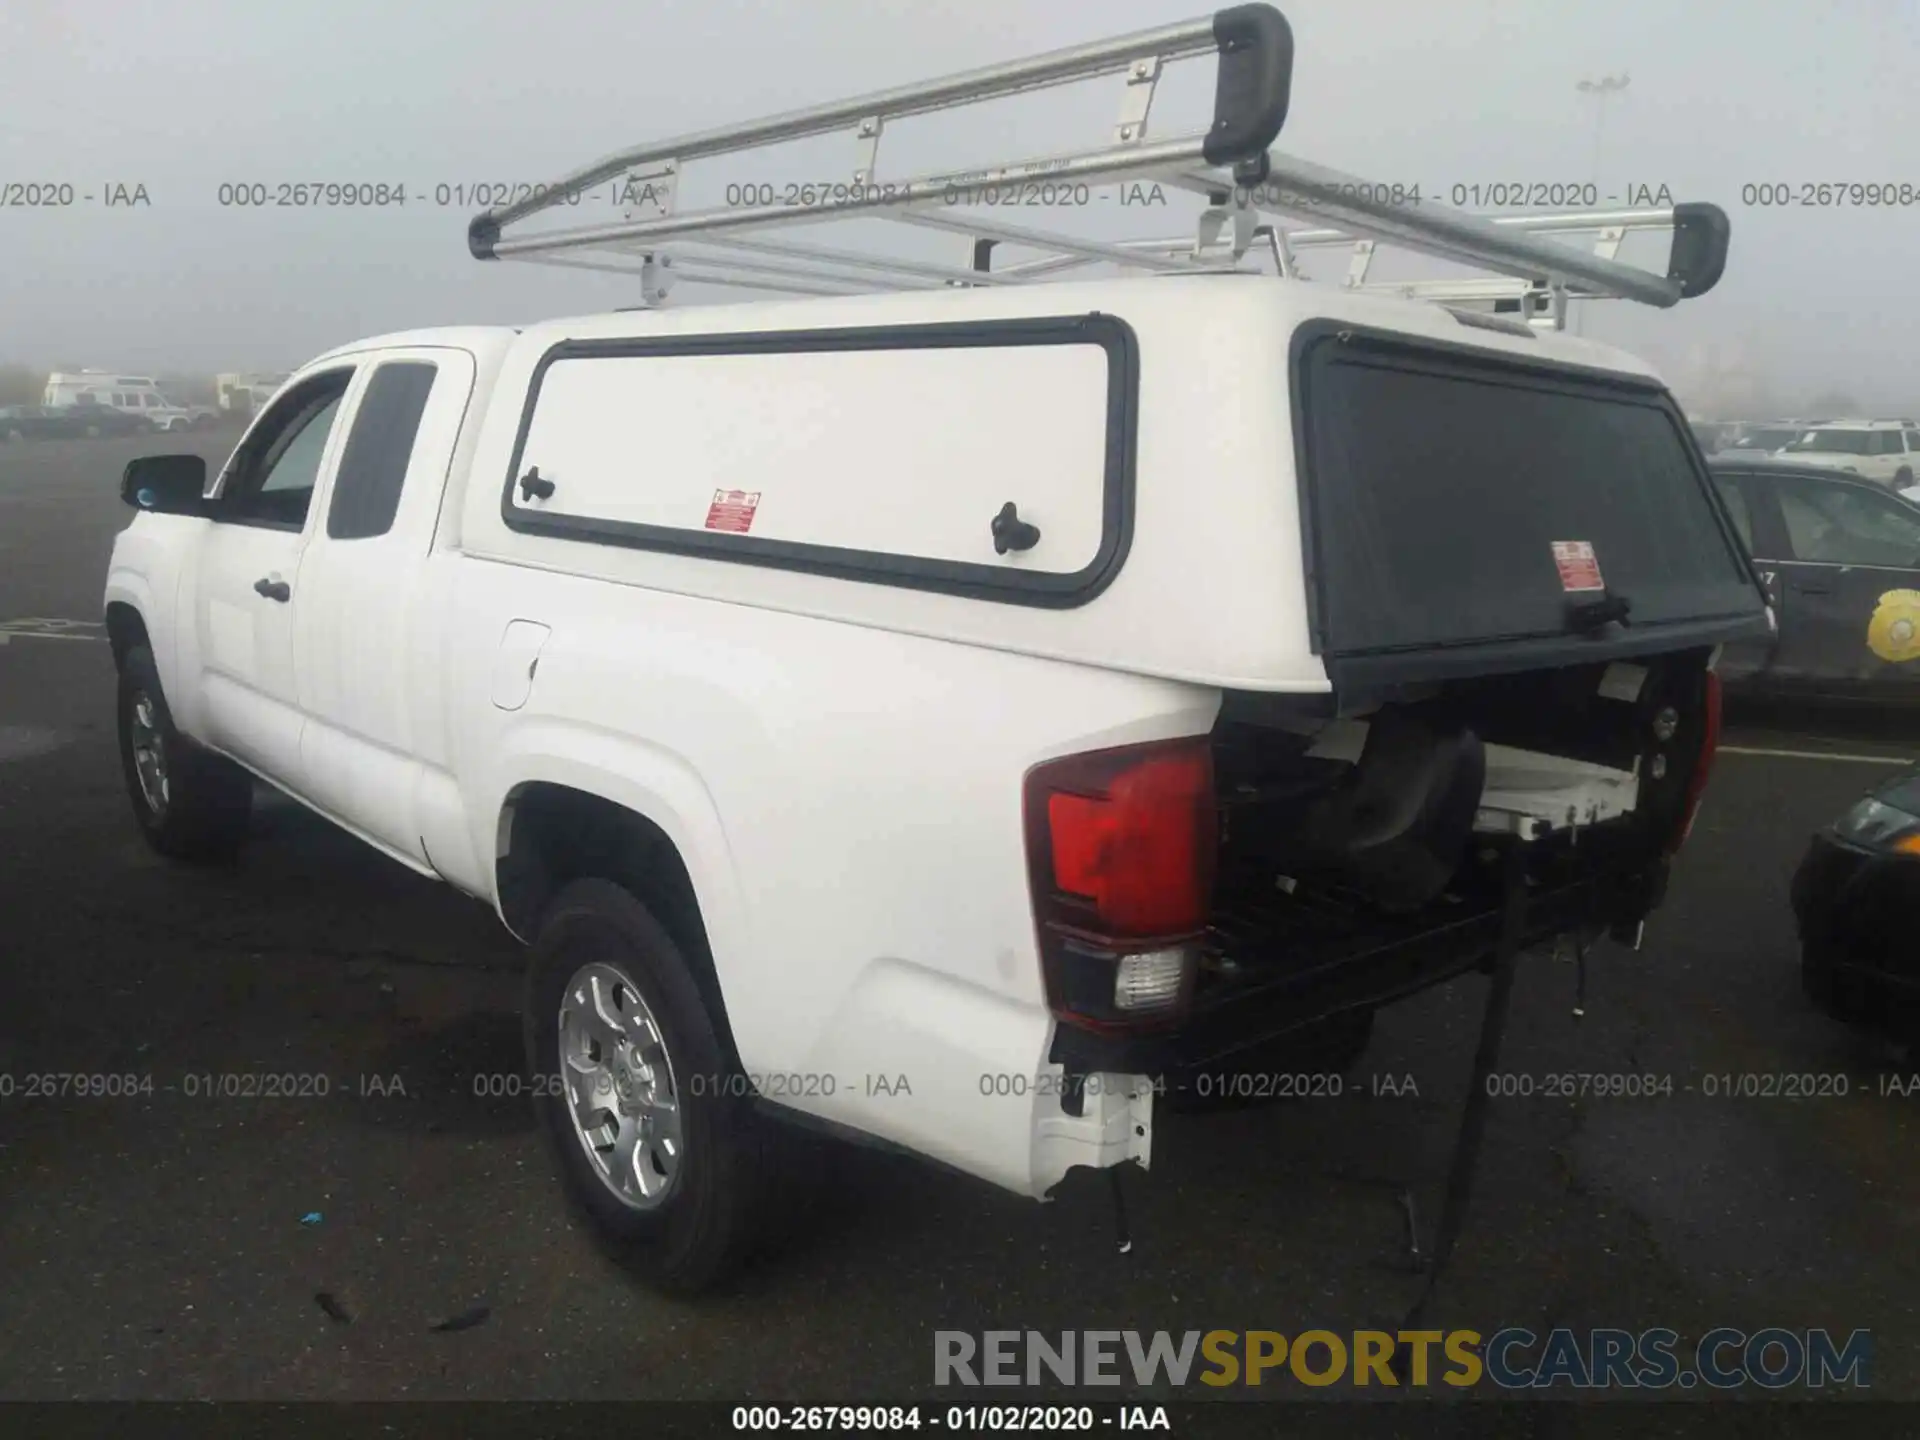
[474,6,1294,245]
[471,5,1728,317]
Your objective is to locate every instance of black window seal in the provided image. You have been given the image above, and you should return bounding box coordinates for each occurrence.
[498,314,1138,609]
[1285,318,1769,680]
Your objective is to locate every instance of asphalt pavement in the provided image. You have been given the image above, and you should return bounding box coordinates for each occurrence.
[2,434,1917,1404]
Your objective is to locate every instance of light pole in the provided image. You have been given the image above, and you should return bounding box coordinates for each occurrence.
[1573,74,1628,335]
[1576,74,1629,182]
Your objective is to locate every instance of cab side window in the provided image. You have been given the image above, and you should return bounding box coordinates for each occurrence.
[216,371,354,530]
[325,361,438,541]
[1778,480,1920,567]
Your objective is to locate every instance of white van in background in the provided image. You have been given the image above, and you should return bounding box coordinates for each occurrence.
[44,372,216,431]
[214,372,292,416]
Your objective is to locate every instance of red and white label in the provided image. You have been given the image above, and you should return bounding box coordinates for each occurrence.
[1551,540,1605,593]
[704,489,761,534]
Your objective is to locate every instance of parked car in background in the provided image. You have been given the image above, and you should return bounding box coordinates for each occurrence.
[1793,765,1920,1035]
[215,371,292,417]
[57,401,156,438]
[43,371,218,433]
[1779,420,1920,489]
[146,401,222,432]
[0,405,84,441]
[1720,422,1807,456]
[1710,457,1920,701]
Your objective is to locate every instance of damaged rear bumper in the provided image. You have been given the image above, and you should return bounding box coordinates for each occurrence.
[1050,861,1666,1080]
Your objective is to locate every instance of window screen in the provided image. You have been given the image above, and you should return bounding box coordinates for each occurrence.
[327,362,437,541]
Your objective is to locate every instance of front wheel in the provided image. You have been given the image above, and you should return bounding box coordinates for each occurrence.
[525,879,779,1295]
[1801,939,1871,1024]
[117,645,252,862]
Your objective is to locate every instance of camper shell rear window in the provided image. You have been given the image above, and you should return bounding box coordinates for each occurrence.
[1291,323,1767,681]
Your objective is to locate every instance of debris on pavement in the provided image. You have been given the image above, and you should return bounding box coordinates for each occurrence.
[429,1304,491,1333]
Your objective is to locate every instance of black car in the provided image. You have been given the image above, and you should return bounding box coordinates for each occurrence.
[1708,458,1920,702]
[61,404,157,438]
[1793,766,1920,1031]
[0,405,83,441]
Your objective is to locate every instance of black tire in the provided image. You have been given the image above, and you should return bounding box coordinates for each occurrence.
[1896,467,1913,486]
[1166,1006,1376,1113]
[116,644,252,862]
[525,878,775,1295]
[1802,939,1871,1024]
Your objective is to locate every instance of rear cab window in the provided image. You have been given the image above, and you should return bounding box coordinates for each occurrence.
[327,361,439,540]
[1292,324,1768,683]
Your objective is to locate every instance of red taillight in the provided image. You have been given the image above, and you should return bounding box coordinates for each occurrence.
[1046,751,1214,935]
[1668,668,1722,853]
[1024,737,1216,1031]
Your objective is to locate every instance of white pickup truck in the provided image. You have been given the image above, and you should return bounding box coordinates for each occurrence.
[102,8,1769,1294]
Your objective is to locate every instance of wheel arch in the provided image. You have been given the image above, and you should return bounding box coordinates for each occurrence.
[491,764,749,1068]
[104,599,151,669]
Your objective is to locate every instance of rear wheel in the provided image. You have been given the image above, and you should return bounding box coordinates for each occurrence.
[116,645,252,862]
[525,879,779,1295]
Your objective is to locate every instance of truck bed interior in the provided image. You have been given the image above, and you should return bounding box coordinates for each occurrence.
[1170,651,1718,1068]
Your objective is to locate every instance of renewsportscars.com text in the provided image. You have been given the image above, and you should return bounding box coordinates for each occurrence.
[933,1328,1871,1390]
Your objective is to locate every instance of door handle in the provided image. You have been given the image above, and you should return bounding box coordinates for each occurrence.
[253,577,291,602]
[1791,582,1833,596]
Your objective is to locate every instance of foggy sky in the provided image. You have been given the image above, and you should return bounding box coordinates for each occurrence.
[1,0,1915,414]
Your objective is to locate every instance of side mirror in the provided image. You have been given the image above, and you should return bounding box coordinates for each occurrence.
[121,454,209,514]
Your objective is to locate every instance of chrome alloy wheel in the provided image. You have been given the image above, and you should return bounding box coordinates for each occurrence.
[128,691,170,817]
[558,960,684,1210]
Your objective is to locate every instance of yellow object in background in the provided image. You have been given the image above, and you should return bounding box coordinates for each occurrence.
[1867,590,1920,664]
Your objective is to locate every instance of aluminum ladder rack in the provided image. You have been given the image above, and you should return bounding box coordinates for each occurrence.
[468,3,1729,320]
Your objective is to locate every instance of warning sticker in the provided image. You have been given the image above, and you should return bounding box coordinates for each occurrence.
[1551,540,1605,593]
[704,489,761,534]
